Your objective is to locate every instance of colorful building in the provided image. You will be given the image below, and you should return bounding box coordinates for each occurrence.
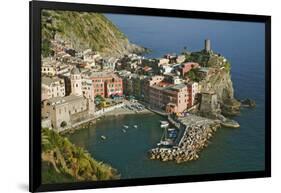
[144,75,199,113]
[89,71,123,98]
[178,62,200,76]
[149,83,188,113]
[187,82,199,107]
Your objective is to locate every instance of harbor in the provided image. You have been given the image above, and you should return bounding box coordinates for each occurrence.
[149,114,220,163]
[66,110,265,179]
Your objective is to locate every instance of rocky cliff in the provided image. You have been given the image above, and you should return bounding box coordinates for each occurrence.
[186,51,241,116]
[41,10,146,57]
[200,68,240,115]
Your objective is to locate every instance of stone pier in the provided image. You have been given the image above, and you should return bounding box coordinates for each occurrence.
[149,114,220,163]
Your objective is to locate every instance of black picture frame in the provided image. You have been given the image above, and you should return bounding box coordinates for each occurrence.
[29,1,271,192]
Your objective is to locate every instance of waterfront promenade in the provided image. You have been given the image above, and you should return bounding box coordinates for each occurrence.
[62,99,152,134]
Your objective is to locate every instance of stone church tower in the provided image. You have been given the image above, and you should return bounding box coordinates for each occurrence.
[70,67,82,96]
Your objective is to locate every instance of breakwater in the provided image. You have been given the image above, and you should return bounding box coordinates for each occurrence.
[149,115,220,163]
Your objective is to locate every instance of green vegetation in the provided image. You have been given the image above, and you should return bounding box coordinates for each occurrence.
[60,121,67,128]
[186,68,200,82]
[42,39,53,57]
[185,51,210,67]
[41,10,131,56]
[41,128,119,184]
[185,50,230,70]
[224,61,231,73]
[42,162,76,184]
[95,95,105,103]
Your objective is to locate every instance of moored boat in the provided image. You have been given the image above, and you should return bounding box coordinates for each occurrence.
[160,121,169,128]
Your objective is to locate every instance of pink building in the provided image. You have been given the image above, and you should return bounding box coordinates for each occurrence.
[179,62,200,76]
[143,75,165,102]
[148,82,188,114]
[90,72,123,98]
[187,82,199,107]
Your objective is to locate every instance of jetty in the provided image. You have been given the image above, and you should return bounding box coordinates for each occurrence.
[149,114,220,163]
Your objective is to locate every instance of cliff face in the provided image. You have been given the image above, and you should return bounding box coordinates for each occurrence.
[200,68,240,115]
[187,51,240,116]
[41,10,146,57]
[200,69,234,102]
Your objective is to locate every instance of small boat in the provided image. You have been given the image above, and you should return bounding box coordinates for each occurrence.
[133,125,138,128]
[157,140,170,146]
[160,121,169,128]
[122,129,127,133]
[101,135,106,140]
[123,125,129,129]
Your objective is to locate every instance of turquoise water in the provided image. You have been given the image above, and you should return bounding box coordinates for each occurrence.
[68,15,265,179]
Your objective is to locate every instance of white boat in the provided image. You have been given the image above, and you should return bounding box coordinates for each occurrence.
[101,135,106,140]
[122,129,127,133]
[133,125,138,128]
[160,121,169,128]
[123,125,129,129]
[157,140,170,146]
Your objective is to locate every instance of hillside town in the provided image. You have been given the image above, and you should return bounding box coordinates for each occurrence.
[42,38,214,131]
[41,38,246,163]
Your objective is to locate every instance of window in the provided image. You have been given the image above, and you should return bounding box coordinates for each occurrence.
[76,83,78,87]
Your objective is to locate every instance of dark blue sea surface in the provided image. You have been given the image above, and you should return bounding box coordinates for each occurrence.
[67,14,265,179]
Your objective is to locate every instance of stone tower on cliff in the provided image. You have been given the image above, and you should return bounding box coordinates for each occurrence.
[204,39,211,52]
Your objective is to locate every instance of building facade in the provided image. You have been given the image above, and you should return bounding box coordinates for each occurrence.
[41,76,65,101]
[90,72,123,98]
[42,95,95,132]
[144,75,200,113]
[149,83,188,114]
[70,67,83,96]
[178,62,200,77]
[187,82,199,107]
[143,75,165,102]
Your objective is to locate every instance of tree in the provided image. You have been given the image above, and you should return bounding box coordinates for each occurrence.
[186,68,200,82]
[42,39,52,57]
[60,121,67,128]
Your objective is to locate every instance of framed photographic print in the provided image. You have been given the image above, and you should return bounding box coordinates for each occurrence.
[29,0,271,192]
